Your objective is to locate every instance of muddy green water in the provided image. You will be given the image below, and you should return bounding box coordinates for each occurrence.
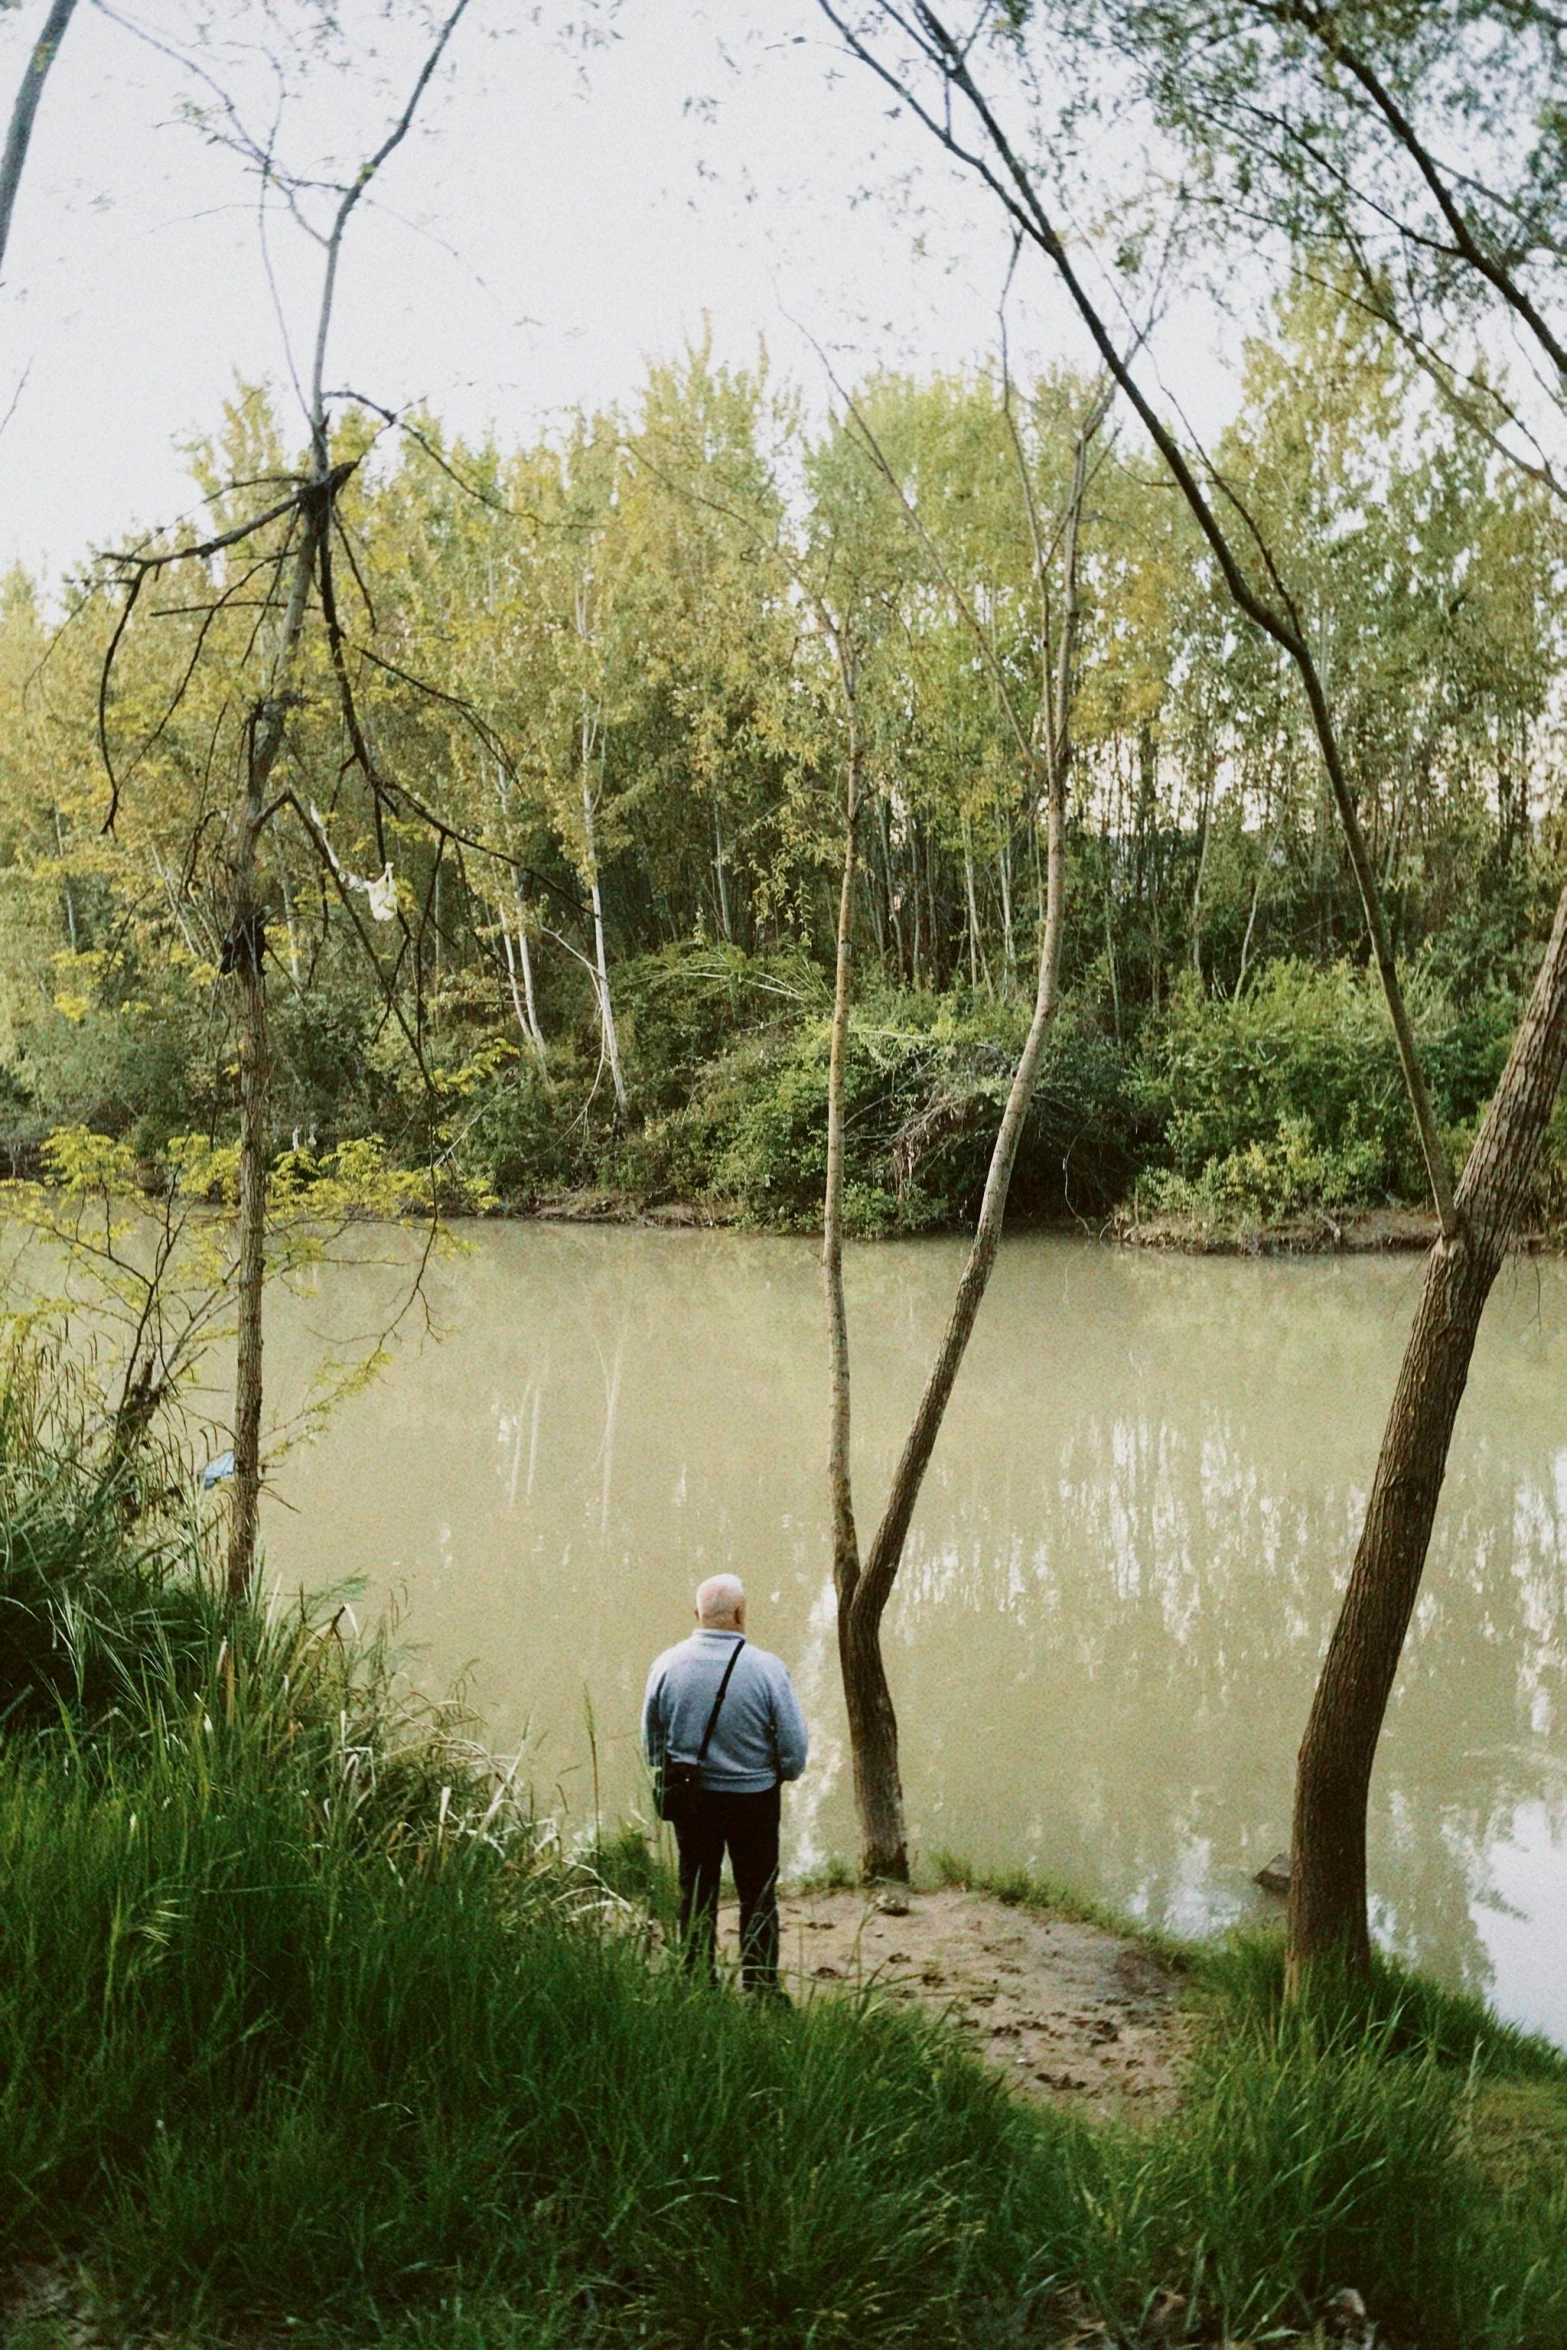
[261,1226,1567,2043]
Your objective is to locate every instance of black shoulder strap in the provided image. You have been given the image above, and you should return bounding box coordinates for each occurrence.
[696,1638,746,1763]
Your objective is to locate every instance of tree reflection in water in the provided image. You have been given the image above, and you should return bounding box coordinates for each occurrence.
[266,1230,1567,2041]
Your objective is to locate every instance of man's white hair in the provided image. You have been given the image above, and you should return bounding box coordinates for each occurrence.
[696,1573,745,1626]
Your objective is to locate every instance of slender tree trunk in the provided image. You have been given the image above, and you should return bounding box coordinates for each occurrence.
[432,859,443,1018]
[146,840,202,960]
[491,767,548,1067]
[84,7,462,1604]
[277,848,302,986]
[713,796,732,943]
[588,870,627,1117]
[827,419,1092,1881]
[880,796,905,977]
[910,822,923,985]
[821,698,892,1830]
[0,0,76,280]
[998,831,1015,993]
[961,819,992,995]
[1103,859,1121,1044]
[1189,775,1213,977]
[515,914,545,1056]
[501,894,547,1066]
[580,763,628,1118]
[1236,863,1264,998]
[840,734,1069,1877]
[1287,875,1567,1985]
[224,489,329,1603]
[822,695,912,1877]
[866,804,887,958]
[226,773,268,1603]
[53,806,76,953]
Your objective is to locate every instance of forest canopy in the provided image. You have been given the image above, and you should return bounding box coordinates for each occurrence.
[0,285,1560,1237]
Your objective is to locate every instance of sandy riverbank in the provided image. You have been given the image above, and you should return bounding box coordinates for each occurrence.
[718,1883,1189,2118]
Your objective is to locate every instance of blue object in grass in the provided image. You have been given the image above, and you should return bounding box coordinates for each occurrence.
[200,1450,235,1490]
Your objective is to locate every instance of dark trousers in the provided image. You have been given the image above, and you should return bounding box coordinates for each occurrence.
[674,1782,781,1991]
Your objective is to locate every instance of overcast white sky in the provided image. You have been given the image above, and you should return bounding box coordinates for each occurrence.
[0,0,1232,580]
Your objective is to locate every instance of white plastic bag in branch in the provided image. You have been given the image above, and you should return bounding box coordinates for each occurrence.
[309,807,396,921]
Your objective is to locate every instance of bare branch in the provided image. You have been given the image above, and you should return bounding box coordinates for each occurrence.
[817,0,1460,1241]
[308,0,474,451]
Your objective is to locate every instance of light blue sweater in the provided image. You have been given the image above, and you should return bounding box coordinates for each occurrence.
[642,1630,809,1795]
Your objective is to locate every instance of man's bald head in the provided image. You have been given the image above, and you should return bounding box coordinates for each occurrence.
[695,1573,746,1629]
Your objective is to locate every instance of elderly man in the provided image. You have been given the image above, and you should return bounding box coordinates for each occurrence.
[642,1573,808,1993]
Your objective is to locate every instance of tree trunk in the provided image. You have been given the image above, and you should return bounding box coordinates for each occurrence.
[502,895,547,1066]
[1189,774,1212,977]
[825,418,1090,1882]
[713,796,732,943]
[0,0,77,280]
[580,769,628,1119]
[998,829,1015,992]
[53,805,76,953]
[962,819,990,993]
[1287,875,1567,1985]
[277,847,302,986]
[820,666,911,1875]
[225,790,268,1604]
[822,701,886,1830]
[839,1599,907,1879]
[222,489,328,1602]
[880,795,905,977]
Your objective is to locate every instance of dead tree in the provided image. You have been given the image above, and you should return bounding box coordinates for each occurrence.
[98,1,473,1601]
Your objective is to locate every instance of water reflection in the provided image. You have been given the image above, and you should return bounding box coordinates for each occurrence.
[263,1229,1567,2042]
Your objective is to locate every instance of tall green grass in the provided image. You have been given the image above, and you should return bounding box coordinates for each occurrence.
[0,1350,1565,2345]
[0,1328,216,1734]
[0,1701,1062,2345]
[7,1687,1567,2347]
[1071,1970,1567,2346]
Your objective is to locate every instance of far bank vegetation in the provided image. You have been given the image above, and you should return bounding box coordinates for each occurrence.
[0,288,1561,1247]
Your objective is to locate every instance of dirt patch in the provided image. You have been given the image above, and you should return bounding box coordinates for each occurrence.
[719,1885,1189,2118]
[0,2262,108,2347]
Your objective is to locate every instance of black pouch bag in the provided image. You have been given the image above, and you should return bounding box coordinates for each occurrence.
[653,1637,745,1827]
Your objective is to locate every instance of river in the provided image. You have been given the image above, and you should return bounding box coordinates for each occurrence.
[262,1224,1567,2043]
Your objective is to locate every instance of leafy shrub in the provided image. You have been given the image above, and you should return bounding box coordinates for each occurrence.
[611,940,827,1118]
[1138,958,1514,1224]
[452,1049,587,1204]
[646,984,1157,1232]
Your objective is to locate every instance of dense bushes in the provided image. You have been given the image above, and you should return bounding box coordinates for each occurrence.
[0,1341,214,1734]
[660,990,1156,1232]
[2,929,1560,1237]
[1136,958,1517,1226]
[449,943,1542,1236]
[453,947,1160,1232]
